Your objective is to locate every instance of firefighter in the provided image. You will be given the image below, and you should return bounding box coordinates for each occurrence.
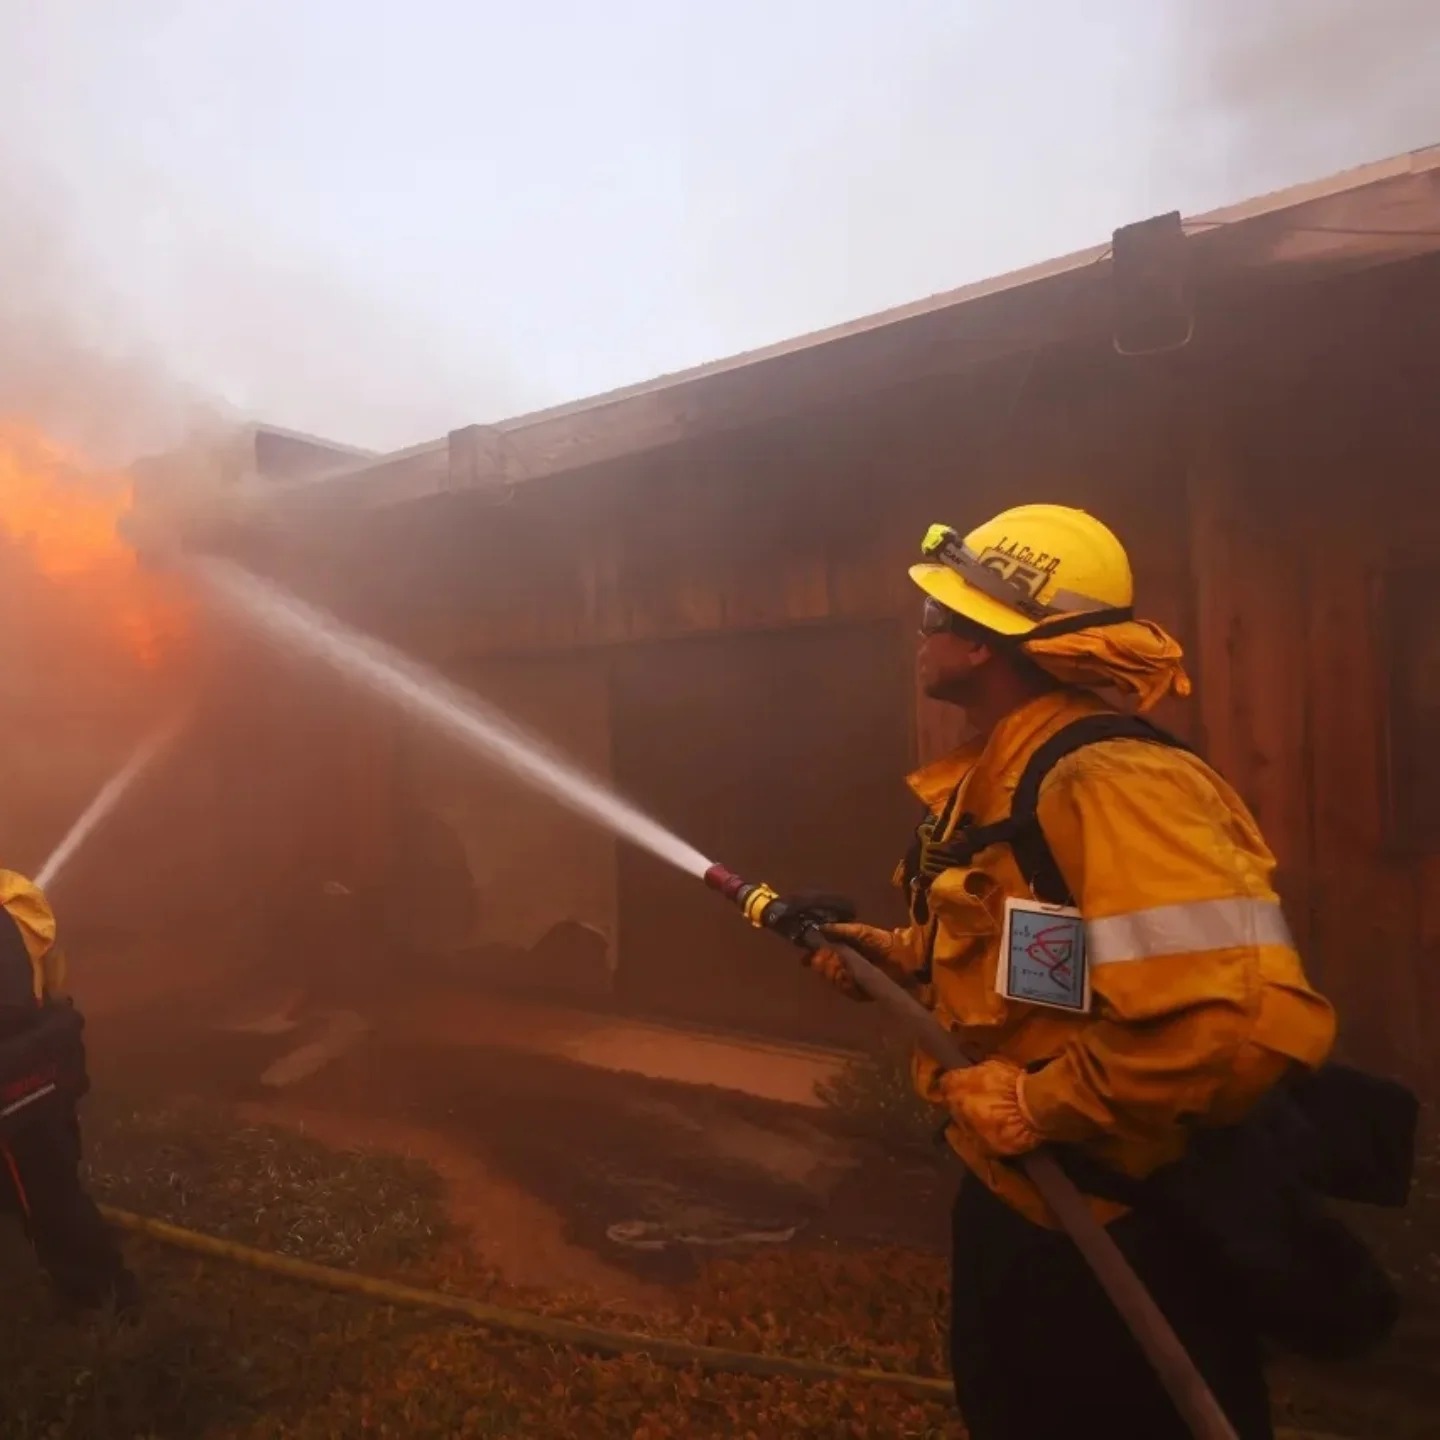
[0,868,138,1314]
[806,504,1337,1440]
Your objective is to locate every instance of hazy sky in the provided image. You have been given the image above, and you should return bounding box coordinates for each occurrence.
[3,0,1439,455]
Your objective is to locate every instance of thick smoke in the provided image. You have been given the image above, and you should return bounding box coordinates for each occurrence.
[1175,0,1440,194]
[0,145,223,899]
[0,157,227,465]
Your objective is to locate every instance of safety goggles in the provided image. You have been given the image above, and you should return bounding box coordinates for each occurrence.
[915,596,984,642]
[921,599,956,639]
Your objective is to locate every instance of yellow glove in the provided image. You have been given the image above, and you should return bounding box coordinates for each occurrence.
[806,921,915,1001]
[937,1058,1043,1157]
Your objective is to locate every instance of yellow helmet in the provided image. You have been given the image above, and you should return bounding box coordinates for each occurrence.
[910,504,1134,638]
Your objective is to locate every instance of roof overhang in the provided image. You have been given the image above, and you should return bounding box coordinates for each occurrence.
[267,143,1440,515]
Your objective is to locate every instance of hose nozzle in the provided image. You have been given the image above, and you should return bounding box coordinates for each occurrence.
[702,863,746,902]
[703,864,854,945]
[703,864,784,928]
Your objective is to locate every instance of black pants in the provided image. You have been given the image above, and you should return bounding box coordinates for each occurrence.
[950,1175,1272,1439]
[1,1104,136,1311]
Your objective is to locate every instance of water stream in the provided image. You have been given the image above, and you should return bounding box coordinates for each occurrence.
[36,716,186,891]
[192,557,715,879]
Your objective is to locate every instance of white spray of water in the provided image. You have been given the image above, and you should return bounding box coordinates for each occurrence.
[192,558,716,880]
[36,716,187,892]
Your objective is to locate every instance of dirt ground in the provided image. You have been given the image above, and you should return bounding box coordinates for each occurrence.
[89,986,953,1293]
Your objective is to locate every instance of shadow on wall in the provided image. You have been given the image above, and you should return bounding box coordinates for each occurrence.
[452,919,614,1001]
[385,802,614,1002]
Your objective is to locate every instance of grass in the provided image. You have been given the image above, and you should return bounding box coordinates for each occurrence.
[2,1093,961,1439]
[84,1095,450,1272]
[0,1243,960,1440]
[1,1090,1434,1437]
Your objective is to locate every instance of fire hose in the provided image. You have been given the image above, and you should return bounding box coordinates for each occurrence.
[704,863,1242,1440]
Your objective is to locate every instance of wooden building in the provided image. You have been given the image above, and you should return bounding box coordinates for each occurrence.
[185,148,1440,1087]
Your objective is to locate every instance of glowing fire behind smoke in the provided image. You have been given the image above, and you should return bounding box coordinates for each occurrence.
[0,418,190,668]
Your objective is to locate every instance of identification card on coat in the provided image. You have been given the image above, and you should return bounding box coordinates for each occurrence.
[997,898,1090,1013]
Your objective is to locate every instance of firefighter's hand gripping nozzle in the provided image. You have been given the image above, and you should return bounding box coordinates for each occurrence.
[705,862,939,1034]
[702,865,855,949]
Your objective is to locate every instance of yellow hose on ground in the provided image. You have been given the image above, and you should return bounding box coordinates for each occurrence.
[101,1206,1347,1437]
[101,1206,949,1401]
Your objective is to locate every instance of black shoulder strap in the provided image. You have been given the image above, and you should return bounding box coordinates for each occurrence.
[906,714,1196,908]
[1007,714,1194,904]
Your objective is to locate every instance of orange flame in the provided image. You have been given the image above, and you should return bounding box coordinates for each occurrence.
[0,418,190,669]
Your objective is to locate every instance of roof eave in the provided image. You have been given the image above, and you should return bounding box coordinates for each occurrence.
[270,142,1440,513]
